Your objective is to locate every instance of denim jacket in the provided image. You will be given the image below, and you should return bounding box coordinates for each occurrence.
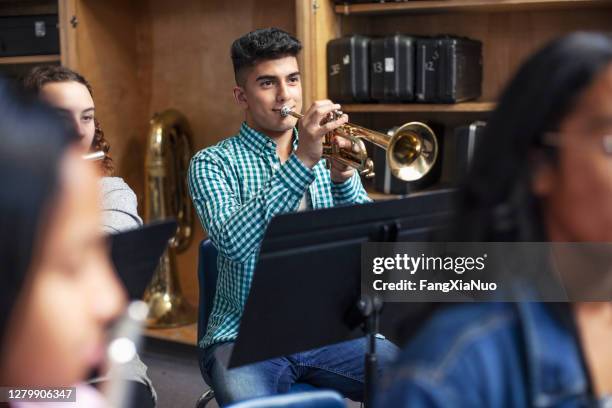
[375,302,597,407]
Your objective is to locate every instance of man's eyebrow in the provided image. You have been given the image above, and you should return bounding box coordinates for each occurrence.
[255,75,278,82]
[54,107,94,115]
[255,72,301,82]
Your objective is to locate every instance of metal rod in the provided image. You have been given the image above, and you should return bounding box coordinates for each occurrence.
[82,151,105,161]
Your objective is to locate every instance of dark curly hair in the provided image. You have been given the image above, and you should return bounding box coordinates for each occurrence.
[22,65,114,175]
[231,27,302,85]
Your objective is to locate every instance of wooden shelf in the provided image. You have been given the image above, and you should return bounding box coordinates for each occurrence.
[335,0,612,16]
[342,101,495,113]
[367,187,403,201]
[0,54,61,65]
[0,1,58,17]
[145,323,198,346]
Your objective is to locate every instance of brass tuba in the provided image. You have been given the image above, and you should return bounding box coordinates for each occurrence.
[143,109,196,328]
[279,106,438,181]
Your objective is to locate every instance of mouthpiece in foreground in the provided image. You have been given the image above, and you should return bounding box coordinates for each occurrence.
[280,106,292,118]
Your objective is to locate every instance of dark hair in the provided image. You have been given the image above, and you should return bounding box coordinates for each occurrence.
[453,32,612,242]
[231,27,302,85]
[0,78,78,351]
[22,65,114,176]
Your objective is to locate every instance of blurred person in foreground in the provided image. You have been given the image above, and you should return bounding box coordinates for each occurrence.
[376,32,612,407]
[22,66,155,407]
[0,80,125,407]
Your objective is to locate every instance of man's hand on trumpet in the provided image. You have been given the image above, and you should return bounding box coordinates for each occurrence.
[295,100,348,169]
[328,135,356,183]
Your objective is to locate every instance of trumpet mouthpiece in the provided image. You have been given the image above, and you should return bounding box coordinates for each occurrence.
[279,106,292,118]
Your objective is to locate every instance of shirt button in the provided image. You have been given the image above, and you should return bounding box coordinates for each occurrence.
[272,163,280,170]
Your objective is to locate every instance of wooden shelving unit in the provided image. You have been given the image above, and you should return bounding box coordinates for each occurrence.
[299,0,612,111]
[335,0,612,16]
[296,0,612,200]
[0,54,61,65]
[0,1,65,80]
[342,102,495,113]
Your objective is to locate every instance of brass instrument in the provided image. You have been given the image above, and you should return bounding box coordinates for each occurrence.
[143,109,196,328]
[280,106,438,181]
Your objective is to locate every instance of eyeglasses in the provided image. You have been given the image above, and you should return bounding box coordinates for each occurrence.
[541,132,612,155]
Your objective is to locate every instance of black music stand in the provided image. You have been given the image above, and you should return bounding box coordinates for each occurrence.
[228,189,455,407]
[109,219,177,299]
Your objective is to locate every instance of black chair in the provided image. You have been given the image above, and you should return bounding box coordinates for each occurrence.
[196,239,219,408]
[195,240,321,408]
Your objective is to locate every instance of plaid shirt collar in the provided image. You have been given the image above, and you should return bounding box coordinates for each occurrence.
[239,122,299,156]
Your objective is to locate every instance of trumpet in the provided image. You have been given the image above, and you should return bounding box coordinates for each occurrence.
[279,106,438,181]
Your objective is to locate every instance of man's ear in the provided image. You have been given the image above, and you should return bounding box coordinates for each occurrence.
[233,86,248,109]
[530,152,556,198]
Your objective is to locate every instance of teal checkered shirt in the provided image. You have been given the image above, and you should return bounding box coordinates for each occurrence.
[188,122,371,348]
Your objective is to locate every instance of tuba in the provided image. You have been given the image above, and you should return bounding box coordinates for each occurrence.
[143,109,196,328]
[279,106,438,181]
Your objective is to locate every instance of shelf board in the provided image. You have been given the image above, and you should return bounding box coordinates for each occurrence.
[366,187,403,201]
[342,101,495,113]
[0,1,58,16]
[335,0,612,16]
[145,323,197,346]
[0,54,61,65]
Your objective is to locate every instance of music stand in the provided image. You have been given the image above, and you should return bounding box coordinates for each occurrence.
[109,219,177,299]
[229,189,455,407]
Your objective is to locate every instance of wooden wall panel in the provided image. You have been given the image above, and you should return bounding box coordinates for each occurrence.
[72,0,151,204]
[296,0,338,106]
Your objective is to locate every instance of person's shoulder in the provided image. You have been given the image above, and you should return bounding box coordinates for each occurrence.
[404,303,517,361]
[191,134,243,164]
[391,303,520,380]
[377,303,524,406]
[100,176,136,196]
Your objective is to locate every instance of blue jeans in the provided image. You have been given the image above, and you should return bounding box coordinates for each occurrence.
[199,336,398,406]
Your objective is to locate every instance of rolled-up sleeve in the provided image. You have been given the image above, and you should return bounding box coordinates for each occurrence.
[331,171,371,206]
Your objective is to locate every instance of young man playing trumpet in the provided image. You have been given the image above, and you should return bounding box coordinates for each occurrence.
[188,27,397,406]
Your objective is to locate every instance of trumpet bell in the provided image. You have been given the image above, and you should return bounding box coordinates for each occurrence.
[388,122,438,182]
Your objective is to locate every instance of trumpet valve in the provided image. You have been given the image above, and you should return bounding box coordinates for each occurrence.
[360,158,375,179]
